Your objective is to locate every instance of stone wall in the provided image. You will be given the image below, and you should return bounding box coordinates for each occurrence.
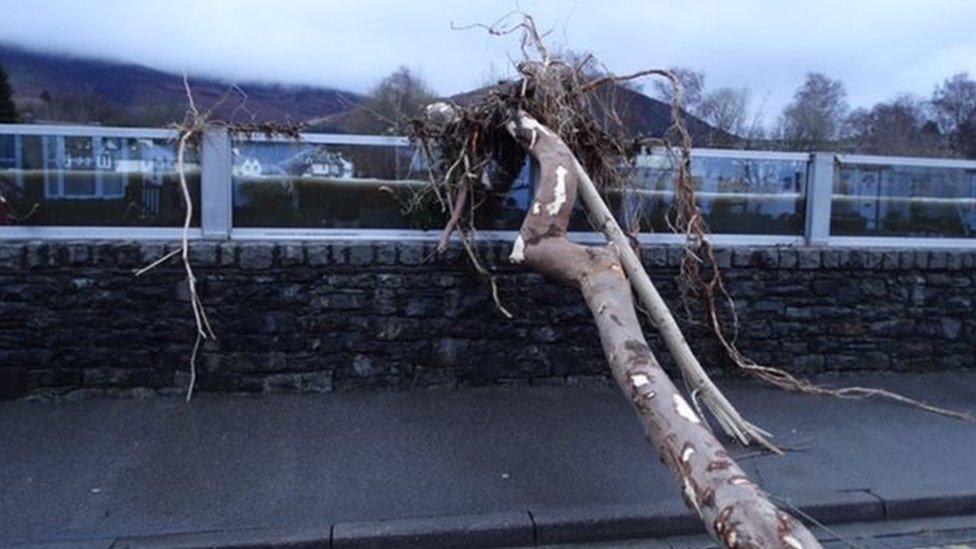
[0,240,973,399]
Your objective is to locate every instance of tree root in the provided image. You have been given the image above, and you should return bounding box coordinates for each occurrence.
[142,76,305,400]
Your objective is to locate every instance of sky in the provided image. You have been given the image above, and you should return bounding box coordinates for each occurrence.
[1,0,975,124]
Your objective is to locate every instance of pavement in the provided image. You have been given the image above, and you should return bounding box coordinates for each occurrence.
[1,370,976,548]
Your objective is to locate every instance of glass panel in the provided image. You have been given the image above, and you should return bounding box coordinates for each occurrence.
[0,133,200,226]
[0,134,15,169]
[831,163,976,237]
[232,140,530,230]
[566,187,626,232]
[624,155,807,234]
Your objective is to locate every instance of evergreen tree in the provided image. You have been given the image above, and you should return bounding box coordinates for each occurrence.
[0,63,17,123]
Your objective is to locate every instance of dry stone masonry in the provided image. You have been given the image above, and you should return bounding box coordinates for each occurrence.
[0,240,973,399]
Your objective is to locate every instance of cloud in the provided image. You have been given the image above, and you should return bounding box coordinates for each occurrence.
[1,0,974,122]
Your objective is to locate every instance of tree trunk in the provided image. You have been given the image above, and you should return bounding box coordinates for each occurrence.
[505,111,820,548]
[572,157,775,451]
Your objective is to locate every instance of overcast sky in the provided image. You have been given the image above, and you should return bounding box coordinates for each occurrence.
[1,0,975,123]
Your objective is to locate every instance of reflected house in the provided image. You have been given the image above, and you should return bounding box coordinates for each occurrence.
[0,135,199,225]
[298,150,354,179]
[837,168,887,231]
[231,141,461,230]
[236,157,263,178]
[232,148,357,217]
[233,147,356,180]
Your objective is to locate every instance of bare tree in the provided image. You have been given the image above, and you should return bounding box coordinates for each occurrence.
[29,90,119,125]
[844,94,941,157]
[650,71,767,147]
[650,66,705,115]
[344,66,437,135]
[699,86,754,145]
[777,72,848,151]
[932,72,976,158]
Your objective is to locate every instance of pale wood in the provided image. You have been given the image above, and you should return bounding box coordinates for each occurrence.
[505,111,820,548]
[572,156,776,450]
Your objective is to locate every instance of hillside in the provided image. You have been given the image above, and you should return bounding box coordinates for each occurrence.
[0,44,363,127]
[450,83,728,143]
[0,44,730,144]
[310,82,733,144]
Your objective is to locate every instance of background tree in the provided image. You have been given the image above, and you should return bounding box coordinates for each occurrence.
[700,87,749,135]
[0,63,18,123]
[649,69,766,146]
[952,116,976,158]
[776,72,848,151]
[698,86,761,146]
[29,90,118,124]
[932,72,976,158]
[649,66,705,116]
[344,66,436,135]
[844,94,941,157]
[340,67,437,184]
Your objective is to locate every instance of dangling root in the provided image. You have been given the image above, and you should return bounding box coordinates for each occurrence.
[137,75,304,401]
[669,134,974,423]
[135,75,216,402]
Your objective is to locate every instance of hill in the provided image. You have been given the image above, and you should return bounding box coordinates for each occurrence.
[0,43,363,127]
[310,82,732,144]
[448,83,728,143]
[0,44,730,144]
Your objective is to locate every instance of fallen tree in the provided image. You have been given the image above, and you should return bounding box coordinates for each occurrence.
[142,13,970,546]
[409,14,820,546]
[506,109,818,547]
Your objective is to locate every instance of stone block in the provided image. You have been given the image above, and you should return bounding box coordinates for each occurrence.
[0,244,22,270]
[348,244,375,266]
[306,243,329,266]
[67,243,91,266]
[375,242,396,265]
[279,243,305,266]
[218,242,237,267]
[238,242,276,269]
[187,242,219,267]
[397,241,425,266]
[798,248,821,269]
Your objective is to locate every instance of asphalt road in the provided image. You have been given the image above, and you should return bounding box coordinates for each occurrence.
[1,371,975,547]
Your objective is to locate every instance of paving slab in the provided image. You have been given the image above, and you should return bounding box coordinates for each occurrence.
[1,371,975,547]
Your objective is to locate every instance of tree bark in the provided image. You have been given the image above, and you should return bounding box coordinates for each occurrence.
[571,154,775,450]
[505,111,820,548]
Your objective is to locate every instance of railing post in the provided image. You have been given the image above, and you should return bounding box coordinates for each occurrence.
[804,152,834,246]
[201,129,232,239]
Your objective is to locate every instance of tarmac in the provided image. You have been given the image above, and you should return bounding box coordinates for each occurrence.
[2,370,975,548]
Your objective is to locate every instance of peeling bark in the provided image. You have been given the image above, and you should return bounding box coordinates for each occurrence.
[506,111,820,548]
[572,151,776,451]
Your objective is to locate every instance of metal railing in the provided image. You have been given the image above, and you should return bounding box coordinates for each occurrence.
[0,123,974,248]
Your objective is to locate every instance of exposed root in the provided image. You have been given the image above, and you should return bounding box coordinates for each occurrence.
[135,75,215,401]
[410,12,768,447]
[715,328,975,421]
[136,75,303,401]
[666,106,975,423]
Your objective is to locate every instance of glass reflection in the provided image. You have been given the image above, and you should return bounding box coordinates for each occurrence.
[232,141,531,230]
[831,164,976,237]
[0,133,199,226]
[623,155,807,235]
